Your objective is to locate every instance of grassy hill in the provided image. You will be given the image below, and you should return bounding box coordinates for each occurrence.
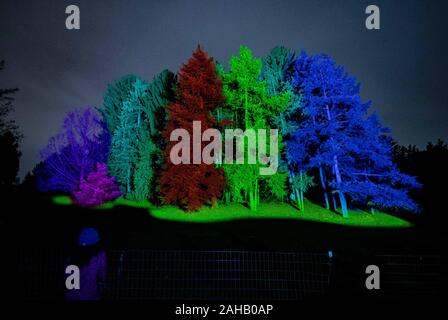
[53,195,411,228]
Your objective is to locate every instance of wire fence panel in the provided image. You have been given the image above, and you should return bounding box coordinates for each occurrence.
[15,249,332,301]
[14,249,443,301]
[374,254,442,298]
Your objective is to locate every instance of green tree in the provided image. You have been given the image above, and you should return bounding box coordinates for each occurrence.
[289,171,315,211]
[220,46,289,210]
[133,128,158,201]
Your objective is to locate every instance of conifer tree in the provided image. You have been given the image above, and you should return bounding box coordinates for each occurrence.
[288,52,419,216]
[102,74,139,136]
[73,162,122,207]
[133,128,158,201]
[159,47,225,211]
[263,46,315,211]
[105,71,175,201]
[108,77,148,196]
[143,70,176,137]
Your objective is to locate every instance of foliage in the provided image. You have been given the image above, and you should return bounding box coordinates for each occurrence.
[143,69,176,137]
[288,52,419,215]
[102,74,139,136]
[73,163,122,207]
[0,130,20,191]
[159,47,226,211]
[262,46,299,135]
[289,171,315,211]
[394,139,448,225]
[108,77,148,196]
[38,107,110,193]
[221,46,289,210]
[132,129,159,201]
[35,46,422,217]
[0,60,21,192]
[107,71,175,200]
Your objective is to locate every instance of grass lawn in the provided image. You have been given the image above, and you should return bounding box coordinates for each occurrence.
[52,195,412,228]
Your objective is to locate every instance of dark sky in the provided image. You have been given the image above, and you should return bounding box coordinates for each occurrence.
[0,0,447,178]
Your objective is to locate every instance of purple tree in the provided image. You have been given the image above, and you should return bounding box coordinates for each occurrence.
[73,163,122,207]
[37,107,110,193]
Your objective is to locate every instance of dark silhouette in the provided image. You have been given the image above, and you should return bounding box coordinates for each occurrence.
[0,60,21,197]
[393,139,448,228]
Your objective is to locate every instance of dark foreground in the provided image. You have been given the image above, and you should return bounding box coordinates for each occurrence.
[1,194,446,312]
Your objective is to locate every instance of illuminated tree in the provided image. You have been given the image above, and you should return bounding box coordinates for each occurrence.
[134,70,175,201]
[159,47,226,211]
[108,77,147,196]
[38,107,110,193]
[73,163,122,207]
[106,71,175,200]
[132,129,158,201]
[221,45,289,210]
[143,69,176,138]
[289,52,419,216]
[263,46,315,211]
[102,74,139,136]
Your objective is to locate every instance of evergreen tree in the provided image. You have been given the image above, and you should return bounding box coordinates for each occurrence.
[107,71,175,201]
[263,46,314,211]
[102,74,139,136]
[133,128,158,201]
[108,77,148,196]
[159,47,225,211]
[262,46,299,135]
[288,52,419,216]
[143,70,176,137]
[73,163,122,207]
[133,70,175,201]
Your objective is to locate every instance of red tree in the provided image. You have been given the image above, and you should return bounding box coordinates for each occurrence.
[159,47,225,211]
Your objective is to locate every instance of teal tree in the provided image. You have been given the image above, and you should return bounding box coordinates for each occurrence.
[262,46,313,210]
[106,71,175,200]
[102,74,139,136]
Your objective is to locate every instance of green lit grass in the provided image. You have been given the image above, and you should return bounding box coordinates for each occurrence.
[52,195,411,228]
[52,195,73,206]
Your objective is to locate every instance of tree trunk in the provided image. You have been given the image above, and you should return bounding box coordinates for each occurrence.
[333,155,348,217]
[244,89,249,129]
[324,102,348,217]
[319,166,330,210]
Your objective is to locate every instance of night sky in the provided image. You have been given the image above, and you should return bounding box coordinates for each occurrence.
[0,0,447,178]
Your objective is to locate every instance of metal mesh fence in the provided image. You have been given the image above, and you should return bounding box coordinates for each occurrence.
[105,250,331,300]
[14,249,443,301]
[374,254,442,298]
[15,249,331,300]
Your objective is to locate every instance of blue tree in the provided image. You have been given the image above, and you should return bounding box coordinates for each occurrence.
[37,107,110,193]
[288,52,419,216]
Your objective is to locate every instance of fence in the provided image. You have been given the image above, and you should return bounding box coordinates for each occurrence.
[14,249,442,300]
